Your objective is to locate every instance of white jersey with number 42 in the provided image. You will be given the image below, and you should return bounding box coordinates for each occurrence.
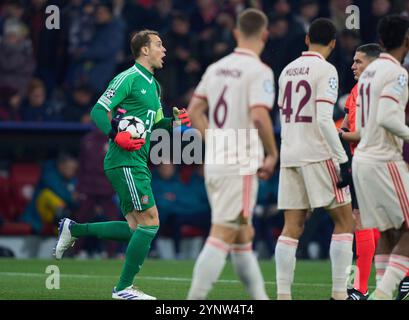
[194,48,275,176]
[354,53,409,162]
[278,51,339,167]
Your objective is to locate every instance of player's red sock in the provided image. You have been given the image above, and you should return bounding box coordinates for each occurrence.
[353,229,376,293]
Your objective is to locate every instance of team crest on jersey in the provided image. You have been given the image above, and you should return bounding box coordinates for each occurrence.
[141,195,149,204]
[263,79,273,94]
[397,74,408,87]
[105,88,116,99]
[328,77,338,90]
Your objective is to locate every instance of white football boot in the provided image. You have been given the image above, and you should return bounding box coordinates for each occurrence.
[54,218,77,260]
[112,285,157,300]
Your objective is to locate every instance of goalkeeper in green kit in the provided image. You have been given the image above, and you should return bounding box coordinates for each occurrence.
[54,30,191,300]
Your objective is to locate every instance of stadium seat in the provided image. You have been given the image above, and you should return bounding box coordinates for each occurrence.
[0,176,13,220]
[0,222,32,235]
[180,225,206,238]
[0,174,34,235]
[9,163,41,220]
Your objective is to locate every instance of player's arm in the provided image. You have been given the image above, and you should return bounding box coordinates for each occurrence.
[376,74,409,141]
[339,115,360,142]
[339,92,360,142]
[250,67,278,179]
[316,69,348,163]
[187,69,209,139]
[188,96,209,139]
[90,77,144,151]
[250,106,278,179]
[152,108,173,131]
[316,102,349,164]
[340,107,360,142]
[316,68,350,187]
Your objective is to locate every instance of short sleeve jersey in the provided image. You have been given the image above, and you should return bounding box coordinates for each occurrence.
[277,51,339,167]
[354,53,409,162]
[194,48,275,176]
[95,62,164,173]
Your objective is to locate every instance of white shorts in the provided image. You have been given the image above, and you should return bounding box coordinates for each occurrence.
[352,160,409,231]
[205,175,258,228]
[278,160,351,210]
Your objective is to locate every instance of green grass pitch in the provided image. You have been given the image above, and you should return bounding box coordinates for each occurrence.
[0,258,376,300]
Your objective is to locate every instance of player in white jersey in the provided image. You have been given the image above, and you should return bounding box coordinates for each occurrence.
[352,15,409,300]
[275,18,354,300]
[186,9,278,300]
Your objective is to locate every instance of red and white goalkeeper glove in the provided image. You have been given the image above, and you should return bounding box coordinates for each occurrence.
[114,131,145,151]
[173,107,191,127]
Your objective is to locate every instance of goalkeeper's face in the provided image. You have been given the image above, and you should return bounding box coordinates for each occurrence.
[148,35,167,70]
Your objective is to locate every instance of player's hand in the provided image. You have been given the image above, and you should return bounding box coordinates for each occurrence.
[257,154,277,180]
[336,162,352,188]
[338,127,350,140]
[114,131,145,151]
[173,107,191,127]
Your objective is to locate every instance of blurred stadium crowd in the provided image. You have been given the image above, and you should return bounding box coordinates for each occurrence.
[1,0,409,259]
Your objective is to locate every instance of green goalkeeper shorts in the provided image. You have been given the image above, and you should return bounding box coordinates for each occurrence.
[105,166,155,215]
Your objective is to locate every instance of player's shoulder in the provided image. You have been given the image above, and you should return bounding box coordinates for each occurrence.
[110,65,141,86]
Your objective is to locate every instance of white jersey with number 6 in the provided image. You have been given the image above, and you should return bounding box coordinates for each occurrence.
[278,51,339,167]
[194,48,275,177]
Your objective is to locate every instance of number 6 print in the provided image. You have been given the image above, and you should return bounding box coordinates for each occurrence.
[214,85,228,128]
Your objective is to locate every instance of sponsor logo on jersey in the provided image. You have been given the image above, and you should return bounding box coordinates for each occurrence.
[141,195,149,204]
[105,88,116,99]
[398,74,408,87]
[328,77,338,90]
[141,89,147,95]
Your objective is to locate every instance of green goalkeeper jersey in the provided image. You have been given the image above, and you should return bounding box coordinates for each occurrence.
[95,62,168,173]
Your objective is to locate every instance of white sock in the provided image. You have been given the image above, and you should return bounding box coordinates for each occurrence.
[187,237,229,300]
[275,235,298,299]
[374,254,390,286]
[377,254,409,298]
[330,233,353,299]
[231,243,269,300]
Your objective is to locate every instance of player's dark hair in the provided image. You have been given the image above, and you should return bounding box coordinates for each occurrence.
[308,18,337,46]
[377,15,409,51]
[356,43,383,59]
[237,8,268,37]
[130,30,159,59]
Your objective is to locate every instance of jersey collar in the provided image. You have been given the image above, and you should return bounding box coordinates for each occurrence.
[379,53,400,65]
[134,61,154,84]
[233,48,259,59]
[301,51,324,60]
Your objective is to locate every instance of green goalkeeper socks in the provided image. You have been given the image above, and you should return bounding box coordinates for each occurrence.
[70,221,134,242]
[115,225,159,291]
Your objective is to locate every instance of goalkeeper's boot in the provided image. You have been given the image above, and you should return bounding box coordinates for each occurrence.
[346,288,369,300]
[54,218,77,260]
[396,276,409,300]
[112,285,157,300]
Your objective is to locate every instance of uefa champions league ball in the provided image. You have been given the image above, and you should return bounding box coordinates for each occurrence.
[118,116,146,139]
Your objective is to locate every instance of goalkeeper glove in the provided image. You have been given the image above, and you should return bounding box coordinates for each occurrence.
[173,107,191,127]
[337,162,352,188]
[114,131,145,151]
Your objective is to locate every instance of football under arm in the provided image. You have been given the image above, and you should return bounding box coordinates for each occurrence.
[376,97,409,141]
[250,106,278,157]
[90,104,112,136]
[187,96,209,139]
[316,101,349,164]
